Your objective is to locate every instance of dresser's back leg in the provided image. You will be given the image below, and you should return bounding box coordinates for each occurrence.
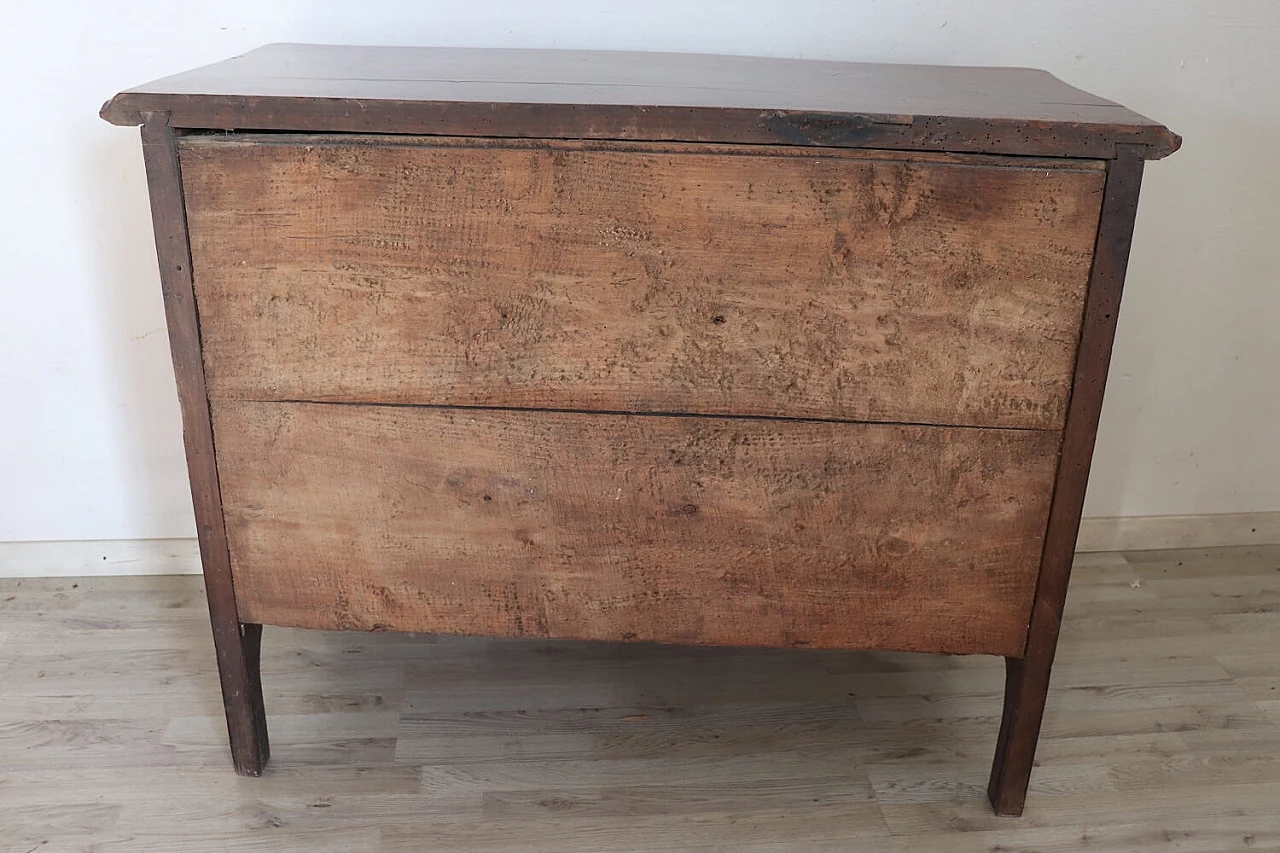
[987,146,1146,816]
[229,622,271,775]
[989,651,1050,814]
[206,615,271,776]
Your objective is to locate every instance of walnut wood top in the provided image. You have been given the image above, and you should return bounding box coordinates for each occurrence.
[101,44,1179,159]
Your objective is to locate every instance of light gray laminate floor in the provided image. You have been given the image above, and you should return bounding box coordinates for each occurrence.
[2,546,1278,852]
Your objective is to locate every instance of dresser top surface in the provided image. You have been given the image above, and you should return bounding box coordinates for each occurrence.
[101,43,1179,160]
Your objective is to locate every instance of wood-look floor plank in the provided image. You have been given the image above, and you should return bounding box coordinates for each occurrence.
[1,545,1278,851]
[89,828,381,853]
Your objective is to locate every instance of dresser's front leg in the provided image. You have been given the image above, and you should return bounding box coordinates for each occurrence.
[139,112,273,777]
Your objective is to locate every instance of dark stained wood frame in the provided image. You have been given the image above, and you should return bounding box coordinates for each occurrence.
[134,98,1154,809]
[100,45,1182,161]
[988,144,1147,815]
[139,111,269,775]
[108,94,1176,161]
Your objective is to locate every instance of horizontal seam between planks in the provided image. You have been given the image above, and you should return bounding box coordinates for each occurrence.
[174,132,1109,169]
[230,398,1060,434]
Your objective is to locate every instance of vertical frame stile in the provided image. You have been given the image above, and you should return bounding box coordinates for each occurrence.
[988,144,1147,815]
[139,112,270,775]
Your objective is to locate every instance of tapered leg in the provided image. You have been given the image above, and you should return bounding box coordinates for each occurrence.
[234,622,271,775]
[140,112,271,776]
[988,655,1052,815]
[988,148,1149,816]
[205,608,270,776]
[209,620,271,776]
[207,615,271,776]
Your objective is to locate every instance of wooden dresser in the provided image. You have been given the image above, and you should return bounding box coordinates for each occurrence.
[102,44,1178,815]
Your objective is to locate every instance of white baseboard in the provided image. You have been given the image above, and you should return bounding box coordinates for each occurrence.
[2,514,1278,577]
[1075,511,1280,553]
[0,538,202,578]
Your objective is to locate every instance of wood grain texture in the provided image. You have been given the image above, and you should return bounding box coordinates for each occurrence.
[180,135,1104,431]
[988,145,1148,816]
[212,401,1059,657]
[99,44,1182,159]
[137,114,269,777]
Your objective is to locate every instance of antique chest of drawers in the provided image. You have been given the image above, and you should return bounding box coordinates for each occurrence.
[102,44,1178,815]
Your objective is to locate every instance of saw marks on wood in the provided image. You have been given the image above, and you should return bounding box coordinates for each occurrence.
[212,401,1058,655]
[1,545,1278,851]
[180,135,1103,430]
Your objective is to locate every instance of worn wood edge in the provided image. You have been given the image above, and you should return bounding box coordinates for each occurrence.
[1024,144,1147,657]
[988,144,1147,816]
[139,111,268,776]
[102,93,1180,160]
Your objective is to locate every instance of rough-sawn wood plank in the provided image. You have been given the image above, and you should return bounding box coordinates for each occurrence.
[181,136,1103,431]
[215,402,1059,656]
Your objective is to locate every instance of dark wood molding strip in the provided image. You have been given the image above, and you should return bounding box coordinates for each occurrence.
[176,130,1112,171]
[99,45,1181,160]
[106,95,1178,160]
[139,112,270,775]
[987,143,1147,816]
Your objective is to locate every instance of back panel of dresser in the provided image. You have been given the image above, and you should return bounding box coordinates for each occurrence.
[213,401,1059,656]
[180,135,1104,431]
[180,134,1103,656]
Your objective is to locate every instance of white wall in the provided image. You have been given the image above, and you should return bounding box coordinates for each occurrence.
[2,1,1278,551]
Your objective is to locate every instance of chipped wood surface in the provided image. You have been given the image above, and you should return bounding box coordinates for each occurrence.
[212,401,1059,656]
[181,135,1103,430]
